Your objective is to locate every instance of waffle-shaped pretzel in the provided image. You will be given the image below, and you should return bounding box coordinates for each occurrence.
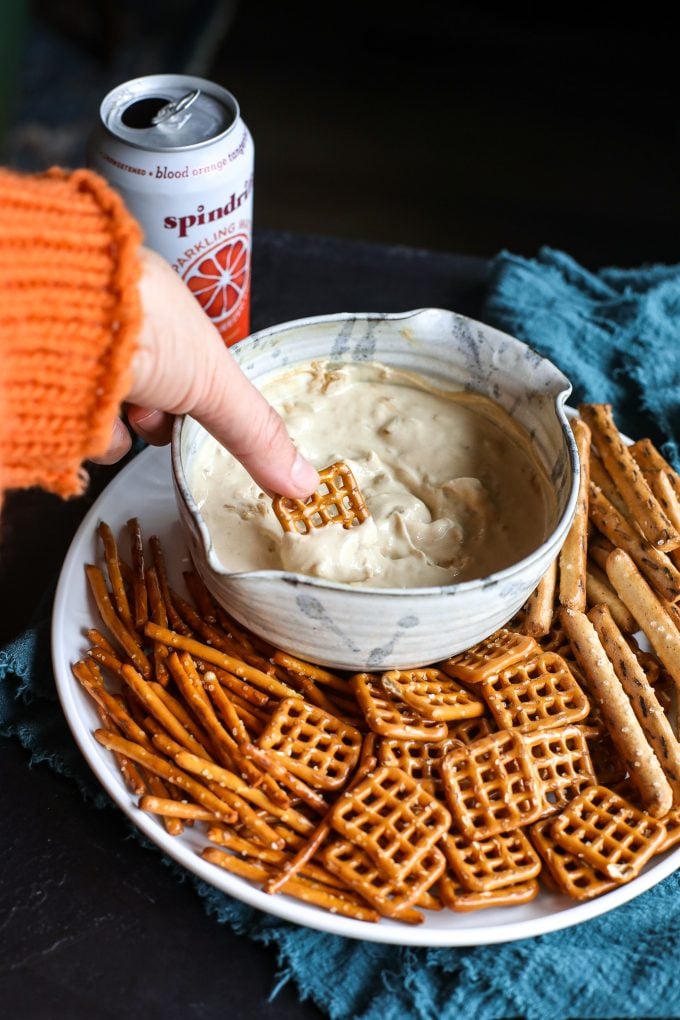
[440,728,543,839]
[272,461,370,534]
[322,838,446,922]
[658,808,680,853]
[381,668,485,722]
[440,628,539,684]
[529,817,619,901]
[448,715,496,745]
[440,871,539,912]
[549,785,667,882]
[520,724,596,816]
[329,765,451,883]
[479,652,590,732]
[257,697,362,790]
[378,736,461,797]
[351,673,449,742]
[441,828,541,892]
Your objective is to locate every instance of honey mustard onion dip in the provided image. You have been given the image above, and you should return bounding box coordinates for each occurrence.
[189,360,553,588]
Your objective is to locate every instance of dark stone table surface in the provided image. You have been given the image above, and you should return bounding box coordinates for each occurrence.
[0,230,489,1019]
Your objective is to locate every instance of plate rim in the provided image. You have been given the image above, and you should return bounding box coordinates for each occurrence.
[50,443,680,947]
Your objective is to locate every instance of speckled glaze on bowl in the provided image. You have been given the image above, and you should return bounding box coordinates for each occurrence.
[171,308,579,671]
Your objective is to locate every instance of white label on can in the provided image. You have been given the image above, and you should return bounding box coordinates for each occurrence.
[88,120,254,346]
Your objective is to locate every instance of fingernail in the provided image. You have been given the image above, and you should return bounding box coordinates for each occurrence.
[133,409,166,437]
[290,453,319,495]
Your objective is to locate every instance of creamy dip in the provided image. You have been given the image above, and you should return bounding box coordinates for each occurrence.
[189,360,553,588]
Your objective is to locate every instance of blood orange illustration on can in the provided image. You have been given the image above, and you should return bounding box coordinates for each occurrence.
[184,234,250,342]
[87,73,254,346]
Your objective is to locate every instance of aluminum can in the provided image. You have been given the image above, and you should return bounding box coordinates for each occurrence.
[87,73,254,346]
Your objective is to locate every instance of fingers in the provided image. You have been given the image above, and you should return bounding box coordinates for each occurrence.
[90,417,132,465]
[126,406,174,447]
[127,248,318,499]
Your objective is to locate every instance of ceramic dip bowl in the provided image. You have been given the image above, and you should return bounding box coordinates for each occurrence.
[171,308,579,671]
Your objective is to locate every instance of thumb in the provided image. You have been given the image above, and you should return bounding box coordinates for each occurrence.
[127,248,319,498]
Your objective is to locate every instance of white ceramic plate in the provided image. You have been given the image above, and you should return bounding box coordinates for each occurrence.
[51,443,680,946]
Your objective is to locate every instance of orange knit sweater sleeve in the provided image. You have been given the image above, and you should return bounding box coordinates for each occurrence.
[0,166,143,499]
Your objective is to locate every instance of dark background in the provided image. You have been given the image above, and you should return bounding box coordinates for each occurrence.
[1,0,679,270]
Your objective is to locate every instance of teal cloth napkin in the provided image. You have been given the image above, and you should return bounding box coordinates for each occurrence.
[4,245,680,1020]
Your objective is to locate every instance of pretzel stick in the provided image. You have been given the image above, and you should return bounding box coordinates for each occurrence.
[206,827,347,889]
[145,622,301,700]
[561,607,672,816]
[72,660,154,751]
[210,689,267,736]
[214,605,266,655]
[588,483,680,603]
[126,517,148,631]
[273,651,349,693]
[585,562,637,633]
[630,438,680,502]
[164,652,241,772]
[145,565,170,686]
[605,548,680,696]
[85,565,152,677]
[589,603,680,804]
[94,730,239,820]
[120,664,210,758]
[135,769,185,835]
[284,670,354,721]
[172,654,284,804]
[148,534,192,635]
[92,699,147,795]
[140,796,217,821]
[198,666,251,746]
[182,570,218,624]
[174,750,313,835]
[154,745,286,849]
[194,659,270,708]
[523,558,557,637]
[242,742,327,814]
[86,627,118,657]
[589,452,630,520]
[587,535,616,572]
[201,848,380,922]
[580,402,680,551]
[96,521,134,632]
[559,418,591,611]
[170,588,274,675]
[264,750,378,895]
[148,681,213,749]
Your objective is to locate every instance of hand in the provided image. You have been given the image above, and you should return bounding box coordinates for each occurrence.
[94,247,319,498]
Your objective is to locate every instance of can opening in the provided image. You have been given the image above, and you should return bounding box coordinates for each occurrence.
[121,97,168,129]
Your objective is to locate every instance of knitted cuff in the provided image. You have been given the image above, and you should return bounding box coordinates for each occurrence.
[0,166,143,498]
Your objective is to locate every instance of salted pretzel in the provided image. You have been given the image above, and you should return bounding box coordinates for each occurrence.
[439,871,539,912]
[378,736,462,797]
[520,725,595,816]
[329,765,451,883]
[479,651,590,732]
[447,715,497,745]
[322,838,445,923]
[257,697,362,790]
[351,672,449,741]
[529,817,619,901]
[440,728,543,839]
[272,461,370,534]
[549,784,667,882]
[381,668,485,722]
[440,628,539,684]
[441,828,541,892]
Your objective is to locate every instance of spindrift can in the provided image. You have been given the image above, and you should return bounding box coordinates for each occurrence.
[88,73,254,346]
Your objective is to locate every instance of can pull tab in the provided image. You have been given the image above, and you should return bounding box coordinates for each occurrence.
[151,89,201,129]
